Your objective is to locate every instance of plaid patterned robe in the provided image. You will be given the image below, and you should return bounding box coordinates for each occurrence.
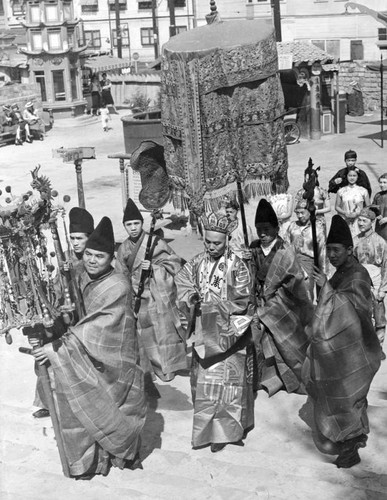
[176,249,254,448]
[251,239,313,395]
[115,234,188,378]
[303,257,381,442]
[43,269,147,477]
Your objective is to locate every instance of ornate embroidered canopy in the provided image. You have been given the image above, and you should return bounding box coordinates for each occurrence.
[161,17,289,214]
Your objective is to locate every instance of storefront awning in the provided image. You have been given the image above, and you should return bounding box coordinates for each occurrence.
[83,55,130,72]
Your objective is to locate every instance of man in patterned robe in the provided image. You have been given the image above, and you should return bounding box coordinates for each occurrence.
[31,217,146,479]
[115,198,187,382]
[175,212,254,452]
[306,215,381,468]
[243,199,313,396]
[354,206,387,360]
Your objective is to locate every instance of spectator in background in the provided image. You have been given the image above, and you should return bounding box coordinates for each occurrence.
[100,72,117,113]
[328,150,372,197]
[372,173,387,242]
[90,74,101,116]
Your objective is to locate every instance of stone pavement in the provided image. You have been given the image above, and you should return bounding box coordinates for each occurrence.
[1,111,387,499]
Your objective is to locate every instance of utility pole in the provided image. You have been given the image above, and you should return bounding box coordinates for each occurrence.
[168,0,176,38]
[114,0,122,58]
[151,0,159,59]
[271,0,282,42]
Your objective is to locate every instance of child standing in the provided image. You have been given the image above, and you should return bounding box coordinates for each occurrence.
[372,173,387,242]
[100,103,111,132]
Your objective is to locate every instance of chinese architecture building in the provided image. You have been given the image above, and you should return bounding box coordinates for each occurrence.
[20,0,87,116]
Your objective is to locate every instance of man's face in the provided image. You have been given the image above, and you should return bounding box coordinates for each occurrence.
[83,248,112,278]
[204,230,227,258]
[70,232,89,254]
[345,158,356,168]
[255,223,278,247]
[124,220,143,240]
[225,207,238,222]
[379,178,387,192]
[326,243,352,268]
[357,216,373,234]
[295,208,311,225]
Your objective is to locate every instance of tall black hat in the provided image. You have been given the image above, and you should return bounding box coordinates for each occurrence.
[85,216,115,255]
[255,199,278,226]
[326,215,353,247]
[69,207,94,234]
[344,149,357,160]
[122,198,143,223]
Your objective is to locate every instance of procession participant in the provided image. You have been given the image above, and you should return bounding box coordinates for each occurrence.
[285,199,327,301]
[175,211,254,452]
[31,207,93,419]
[294,182,330,236]
[328,150,372,197]
[31,217,146,479]
[372,173,387,241]
[354,206,387,360]
[335,166,370,236]
[115,198,188,382]
[66,206,94,277]
[225,199,254,258]
[242,199,313,396]
[305,215,381,468]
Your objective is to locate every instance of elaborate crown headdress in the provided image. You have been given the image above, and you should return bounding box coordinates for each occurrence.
[201,212,237,234]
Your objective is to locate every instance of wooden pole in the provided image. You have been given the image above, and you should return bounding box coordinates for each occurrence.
[74,160,86,209]
[151,0,159,59]
[168,0,176,38]
[114,0,122,58]
[236,179,250,248]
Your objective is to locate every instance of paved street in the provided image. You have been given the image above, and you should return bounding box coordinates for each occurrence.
[0,110,387,499]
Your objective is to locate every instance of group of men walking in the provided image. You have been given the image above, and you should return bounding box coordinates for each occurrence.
[29,180,383,478]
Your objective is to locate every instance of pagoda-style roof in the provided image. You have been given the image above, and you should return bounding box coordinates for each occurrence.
[277,41,336,66]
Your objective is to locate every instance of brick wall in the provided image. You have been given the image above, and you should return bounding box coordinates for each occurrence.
[0,82,42,109]
[339,61,387,112]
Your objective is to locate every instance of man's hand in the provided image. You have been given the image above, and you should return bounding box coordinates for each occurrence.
[141,260,151,271]
[377,290,386,301]
[32,346,48,365]
[242,249,252,260]
[379,217,387,226]
[312,265,327,288]
[335,178,342,185]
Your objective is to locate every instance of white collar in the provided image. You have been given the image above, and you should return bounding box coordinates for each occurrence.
[261,238,278,256]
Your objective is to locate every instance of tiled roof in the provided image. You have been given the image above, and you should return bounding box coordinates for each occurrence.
[277,41,336,66]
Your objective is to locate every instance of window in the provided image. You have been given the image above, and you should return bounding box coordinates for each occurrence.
[52,70,66,101]
[311,39,340,59]
[29,4,40,22]
[12,0,25,15]
[45,3,59,22]
[138,1,151,9]
[34,71,47,101]
[141,27,154,46]
[176,26,187,34]
[108,0,126,11]
[31,30,43,50]
[113,27,130,47]
[63,1,72,19]
[68,28,74,48]
[84,30,101,49]
[379,28,387,41]
[350,40,363,60]
[174,0,186,6]
[48,29,62,50]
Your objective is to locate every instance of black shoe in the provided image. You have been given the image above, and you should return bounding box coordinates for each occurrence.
[15,139,23,146]
[333,434,367,469]
[32,408,50,418]
[333,449,361,468]
[125,453,143,470]
[210,443,227,453]
[26,136,33,143]
[75,473,94,481]
[381,351,386,361]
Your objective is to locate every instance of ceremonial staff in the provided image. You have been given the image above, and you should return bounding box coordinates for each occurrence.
[302,157,321,294]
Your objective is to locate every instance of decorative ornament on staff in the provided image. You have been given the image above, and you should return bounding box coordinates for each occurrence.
[129,140,171,316]
[302,157,321,294]
[160,1,289,244]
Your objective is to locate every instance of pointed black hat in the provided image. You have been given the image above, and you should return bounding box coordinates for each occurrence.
[86,216,115,255]
[122,198,143,223]
[69,207,94,234]
[326,215,353,247]
[255,198,278,226]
